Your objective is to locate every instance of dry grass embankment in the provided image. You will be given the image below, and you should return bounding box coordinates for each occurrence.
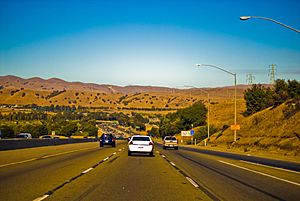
[205,101,300,161]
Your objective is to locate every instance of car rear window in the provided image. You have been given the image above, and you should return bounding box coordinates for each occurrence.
[132,137,150,141]
[165,136,176,140]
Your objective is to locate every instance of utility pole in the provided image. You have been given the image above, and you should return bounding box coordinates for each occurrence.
[246,74,255,85]
[268,64,277,85]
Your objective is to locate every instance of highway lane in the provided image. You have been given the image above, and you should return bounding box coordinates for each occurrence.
[0,141,127,201]
[47,148,210,201]
[158,145,300,201]
[1,141,299,201]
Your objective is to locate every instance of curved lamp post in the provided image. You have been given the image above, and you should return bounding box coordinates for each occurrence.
[195,64,238,142]
[240,16,300,33]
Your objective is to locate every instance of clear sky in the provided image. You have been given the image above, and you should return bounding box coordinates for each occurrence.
[1,0,300,88]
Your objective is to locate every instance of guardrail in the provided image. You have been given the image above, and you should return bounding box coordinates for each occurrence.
[0,138,97,151]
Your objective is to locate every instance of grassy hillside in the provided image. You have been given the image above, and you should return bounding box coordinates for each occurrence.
[208,101,300,157]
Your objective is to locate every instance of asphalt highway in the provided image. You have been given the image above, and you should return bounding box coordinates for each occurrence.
[0,142,299,201]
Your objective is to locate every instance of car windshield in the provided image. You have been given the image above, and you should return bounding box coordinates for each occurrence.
[132,137,150,141]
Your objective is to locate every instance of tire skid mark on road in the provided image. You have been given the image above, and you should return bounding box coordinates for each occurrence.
[157,151,221,201]
[32,149,123,201]
[177,152,285,201]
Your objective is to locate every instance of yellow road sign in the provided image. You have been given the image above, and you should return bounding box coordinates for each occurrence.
[231,125,240,130]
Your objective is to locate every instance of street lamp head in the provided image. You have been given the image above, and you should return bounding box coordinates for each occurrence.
[240,16,251,20]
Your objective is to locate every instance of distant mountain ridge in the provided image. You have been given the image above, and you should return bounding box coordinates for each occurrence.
[0,75,179,94]
[0,75,251,95]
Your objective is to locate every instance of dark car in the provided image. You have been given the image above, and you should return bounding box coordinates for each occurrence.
[99,134,116,147]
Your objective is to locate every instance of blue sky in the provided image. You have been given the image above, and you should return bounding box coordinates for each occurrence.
[1,0,299,87]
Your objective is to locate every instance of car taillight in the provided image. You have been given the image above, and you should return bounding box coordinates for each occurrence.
[149,142,153,145]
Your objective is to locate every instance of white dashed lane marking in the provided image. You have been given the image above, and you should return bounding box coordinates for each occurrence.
[82,168,94,174]
[186,177,199,188]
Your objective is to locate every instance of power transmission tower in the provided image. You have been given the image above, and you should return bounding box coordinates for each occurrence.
[268,64,277,84]
[246,74,255,85]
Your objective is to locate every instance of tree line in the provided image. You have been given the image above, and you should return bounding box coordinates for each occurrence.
[244,79,300,116]
[0,110,150,138]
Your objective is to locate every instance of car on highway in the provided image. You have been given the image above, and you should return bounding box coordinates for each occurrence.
[16,133,32,139]
[99,133,116,147]
[163,136,178,150]
[39,135,60,139]
[128,135,154,156]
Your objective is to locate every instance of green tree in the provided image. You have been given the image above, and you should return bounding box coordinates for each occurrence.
[274,79,289,105]
[0,125,15,138]
[243,84,274,116]
[287,79,300,99]
[82,120,98,137]
[61,121,78,137]
[159,101,207,136]
[193,125,218,142]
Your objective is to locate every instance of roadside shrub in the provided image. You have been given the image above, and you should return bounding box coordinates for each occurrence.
[0,125,15,138]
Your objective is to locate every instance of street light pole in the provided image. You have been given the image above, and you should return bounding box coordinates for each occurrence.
[195,64,237,142]
[240,16,300,33]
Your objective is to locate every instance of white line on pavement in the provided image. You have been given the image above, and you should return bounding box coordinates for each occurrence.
[240,160,300,175]
[0,158,38,168]
[33,195,49,201]
[186,177,199,188]
[103,157,109,161]
[1,147,95,168]
[41,147,94,159]
[82,168,94,174]
[219,160,300,187]
[170,162,176,166]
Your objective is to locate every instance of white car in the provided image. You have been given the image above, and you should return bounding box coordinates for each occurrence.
[163,136,178,150]
[16,133,32,139]
[128,135,154,156]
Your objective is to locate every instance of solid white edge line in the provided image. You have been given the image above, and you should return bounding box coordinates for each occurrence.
[82,168,93,174]
[103,157,109,161]
[170,162,176,166]
[33,194,49,201]
[240,160,300,175]
[219,160,300,187]
[186,177,199,188]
